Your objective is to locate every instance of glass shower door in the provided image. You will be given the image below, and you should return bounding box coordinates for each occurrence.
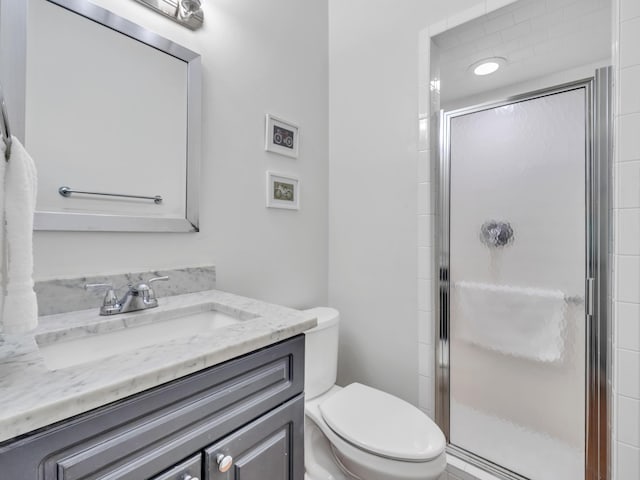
[447,88,586,480]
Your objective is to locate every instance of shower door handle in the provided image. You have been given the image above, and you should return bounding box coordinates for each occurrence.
[586,277,595,316]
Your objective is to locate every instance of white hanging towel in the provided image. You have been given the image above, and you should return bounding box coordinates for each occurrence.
[454,281,568,363]
[2,136,38,334]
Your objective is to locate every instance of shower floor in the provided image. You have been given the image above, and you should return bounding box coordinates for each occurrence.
[449,401,583,480]
[441,455,500,480]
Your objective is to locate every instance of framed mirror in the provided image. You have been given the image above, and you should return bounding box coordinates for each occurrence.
[1,0,201,232]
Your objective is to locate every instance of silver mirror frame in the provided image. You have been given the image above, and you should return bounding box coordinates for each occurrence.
[0,0,202,232]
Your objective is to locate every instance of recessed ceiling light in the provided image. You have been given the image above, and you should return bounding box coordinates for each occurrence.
[470,57,506,76]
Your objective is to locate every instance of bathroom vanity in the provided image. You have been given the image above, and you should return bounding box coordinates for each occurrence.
[0,289,315,479]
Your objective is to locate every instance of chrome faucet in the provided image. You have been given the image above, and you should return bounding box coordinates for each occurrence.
[85,276,169,316]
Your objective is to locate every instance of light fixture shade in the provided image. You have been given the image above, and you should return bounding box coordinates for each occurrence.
[178,0,202,20]
[470,57,507,76]
[132,0,204,30]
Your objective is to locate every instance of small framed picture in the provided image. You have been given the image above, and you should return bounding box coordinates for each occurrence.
[266,171,300,210]
[265,114,299,158]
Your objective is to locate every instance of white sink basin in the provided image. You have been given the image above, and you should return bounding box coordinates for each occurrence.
[37,307,247,370]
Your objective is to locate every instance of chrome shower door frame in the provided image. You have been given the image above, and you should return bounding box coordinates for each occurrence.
[435,67,612,480]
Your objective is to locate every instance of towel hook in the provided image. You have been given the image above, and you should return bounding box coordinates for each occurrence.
[0,84,12,161]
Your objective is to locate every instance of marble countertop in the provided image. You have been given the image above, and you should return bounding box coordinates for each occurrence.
[0,289,317,443]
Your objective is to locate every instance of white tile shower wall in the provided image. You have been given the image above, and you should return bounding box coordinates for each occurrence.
[419,1,640,479]
[328,0,638,474]
[443,59,611,112]
[417,23,435,416]
[615,0,640,478]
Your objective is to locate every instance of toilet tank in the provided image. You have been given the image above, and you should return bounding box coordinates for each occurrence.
[304,307,340,400]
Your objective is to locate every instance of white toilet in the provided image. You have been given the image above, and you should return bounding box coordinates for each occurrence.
[304,307,447,480]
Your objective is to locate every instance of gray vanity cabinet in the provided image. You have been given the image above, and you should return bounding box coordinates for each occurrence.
[0,335,305,480]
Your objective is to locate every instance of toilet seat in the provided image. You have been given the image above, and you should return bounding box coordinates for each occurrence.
[305,384,447,480]
[319,383,445,462]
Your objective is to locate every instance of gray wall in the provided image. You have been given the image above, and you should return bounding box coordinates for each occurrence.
[328,0,483,406]
[26,0,329,310]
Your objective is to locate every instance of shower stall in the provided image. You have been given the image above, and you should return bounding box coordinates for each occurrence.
[435,68,611,480]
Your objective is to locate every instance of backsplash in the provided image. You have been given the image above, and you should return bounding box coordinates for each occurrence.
[35,266,216,316]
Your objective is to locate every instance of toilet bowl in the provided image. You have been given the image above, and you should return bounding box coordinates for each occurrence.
[304,307,447,480]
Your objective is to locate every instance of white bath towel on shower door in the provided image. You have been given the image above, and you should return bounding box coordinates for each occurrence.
[454,281,567,362]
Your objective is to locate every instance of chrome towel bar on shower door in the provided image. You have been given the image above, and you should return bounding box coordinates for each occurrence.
[58,186,163,204]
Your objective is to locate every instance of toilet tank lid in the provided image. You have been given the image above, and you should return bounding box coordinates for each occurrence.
[319,383,445,462]
[304,307,339,331]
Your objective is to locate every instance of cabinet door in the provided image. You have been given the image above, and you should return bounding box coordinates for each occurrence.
[151,454,201,480]
[204,395,304,480]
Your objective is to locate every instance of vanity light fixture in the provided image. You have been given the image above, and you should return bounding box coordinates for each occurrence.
[177,0,202,21]
[133,0,204,30]
[470,57,506,76]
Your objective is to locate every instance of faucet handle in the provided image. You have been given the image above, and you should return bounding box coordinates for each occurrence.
[85,283,113,290]
[85,283,119,311]
[148,276,169,285]
[146,276,169,300]
[132,276,169,304]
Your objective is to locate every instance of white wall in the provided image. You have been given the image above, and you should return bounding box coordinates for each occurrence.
[613,0,640,477]
[328,0,485,407]
[28,0,329,309]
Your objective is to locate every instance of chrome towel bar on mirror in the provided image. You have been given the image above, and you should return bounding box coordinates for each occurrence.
[58,186,163,204]
[0,84,13,161]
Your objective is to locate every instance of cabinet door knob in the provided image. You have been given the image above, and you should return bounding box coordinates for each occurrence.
[182,475,199,480]
[216,454,233,473]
